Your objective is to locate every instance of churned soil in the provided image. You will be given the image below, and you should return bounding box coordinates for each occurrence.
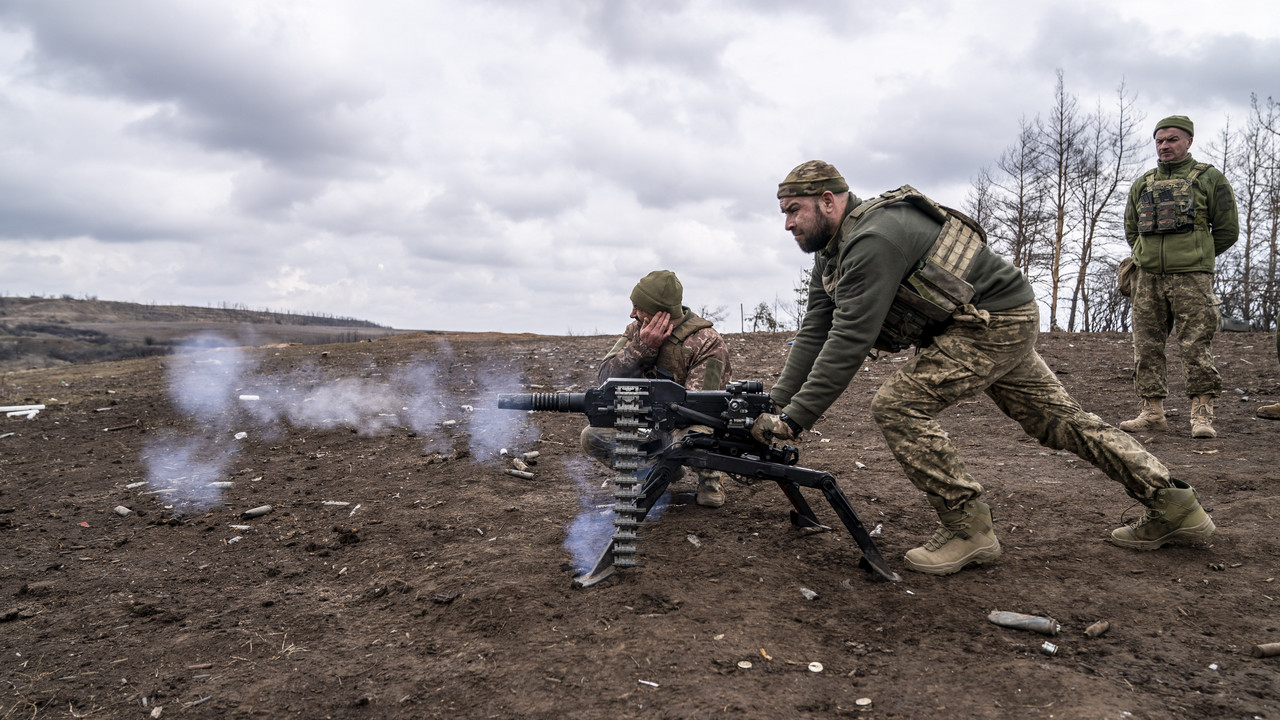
[2,329,1278,719]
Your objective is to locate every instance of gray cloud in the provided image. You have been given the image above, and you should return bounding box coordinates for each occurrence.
[3,0,384,172]
[1,0,1276,334]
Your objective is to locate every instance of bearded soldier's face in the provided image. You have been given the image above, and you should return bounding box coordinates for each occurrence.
[630,305,653,325]
[781,196,837,254]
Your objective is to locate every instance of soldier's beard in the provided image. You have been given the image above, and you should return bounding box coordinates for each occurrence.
[797,212,837,254]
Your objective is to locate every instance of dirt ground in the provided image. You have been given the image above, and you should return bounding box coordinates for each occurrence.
[2,328,1278,719]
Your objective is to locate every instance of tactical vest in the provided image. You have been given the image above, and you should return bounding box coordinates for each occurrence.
[832,186,987,353]
[1136,162,1210,235]
[652,312,715,386]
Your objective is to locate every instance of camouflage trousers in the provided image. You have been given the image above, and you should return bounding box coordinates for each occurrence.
[1130,269,1221,399]
[870,302,1171,510]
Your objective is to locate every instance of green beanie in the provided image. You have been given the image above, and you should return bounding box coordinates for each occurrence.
[777,160,849,198]
[630,270,684,319]
[1154,115,1194,138]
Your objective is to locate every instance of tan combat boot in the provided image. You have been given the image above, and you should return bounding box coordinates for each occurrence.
[904,495,1001,575]
[1258,402,1280,419]
[1119,398,1168,433]
[695,471,725,508]
[1110,479,1216,550]
[1191,395,1217,439]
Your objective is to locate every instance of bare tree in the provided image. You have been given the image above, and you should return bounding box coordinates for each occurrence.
[980,118,1051,281]
[697,305,730,324]
[1086,255,1132,332]
[1210,96,1280,330]
[1037,70,1086,331]
[1064,81,1144,331]
[964,165,996,230]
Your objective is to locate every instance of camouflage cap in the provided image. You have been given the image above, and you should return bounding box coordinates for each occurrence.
[630,270,684,319]
[777,160,849,198]
[1154,115,1194,138]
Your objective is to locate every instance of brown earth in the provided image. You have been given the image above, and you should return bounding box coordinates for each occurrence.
[1,329,1278,719]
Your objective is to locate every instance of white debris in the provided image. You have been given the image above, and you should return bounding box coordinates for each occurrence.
[3,404,45,420]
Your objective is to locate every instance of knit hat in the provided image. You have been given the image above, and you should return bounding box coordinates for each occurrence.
[630,270,684,318]
[1154,115,1194,138]
[777,160,849,198]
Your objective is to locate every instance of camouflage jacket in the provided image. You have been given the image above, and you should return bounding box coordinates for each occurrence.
[597,309,731,391]
[1124,154,1238,274]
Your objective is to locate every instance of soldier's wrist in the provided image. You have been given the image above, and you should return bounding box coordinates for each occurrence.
[778,412,803,435]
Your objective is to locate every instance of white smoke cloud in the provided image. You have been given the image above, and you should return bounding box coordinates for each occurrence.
[143,333,556,513]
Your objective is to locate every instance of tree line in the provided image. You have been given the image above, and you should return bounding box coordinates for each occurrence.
[745,72,1278,336]
[964,71,1279,333]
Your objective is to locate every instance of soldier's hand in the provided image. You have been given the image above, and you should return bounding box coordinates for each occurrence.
[639,311,674,349]
[751,413,795,444]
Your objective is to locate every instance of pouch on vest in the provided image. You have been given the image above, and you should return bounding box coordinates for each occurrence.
[1136,164,1207,234]
[874,283,944,354]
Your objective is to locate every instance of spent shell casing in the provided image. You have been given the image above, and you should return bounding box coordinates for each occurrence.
[505,469,534,480]
[987,611,1061,636]
[511,458,529,472]
[1252,642,1280,658]
[1084,620,1110,638]
[522,451,540,461]
[1039,641,1058,656]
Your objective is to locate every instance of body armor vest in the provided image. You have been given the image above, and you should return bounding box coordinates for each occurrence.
[835,186,987,353]
[1137,162,1209,235]
[652,313,713,386]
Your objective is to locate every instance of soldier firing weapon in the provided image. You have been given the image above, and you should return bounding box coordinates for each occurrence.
[498,378,900,587]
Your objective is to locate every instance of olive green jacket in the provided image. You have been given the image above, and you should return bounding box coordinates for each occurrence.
[771,193,1034,429]
[1124,154,1238,274]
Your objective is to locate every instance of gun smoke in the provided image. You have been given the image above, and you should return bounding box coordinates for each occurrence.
[144,333,535,513]
[562,457,616,573]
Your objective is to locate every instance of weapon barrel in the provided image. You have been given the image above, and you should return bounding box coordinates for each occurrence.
[497,392,586,413]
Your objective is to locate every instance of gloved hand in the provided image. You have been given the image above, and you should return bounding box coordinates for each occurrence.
[751,413,796,444]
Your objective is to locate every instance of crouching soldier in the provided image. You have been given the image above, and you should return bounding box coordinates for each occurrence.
[581,270,733,507]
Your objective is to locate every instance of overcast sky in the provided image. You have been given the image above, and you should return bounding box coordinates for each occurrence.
[2,1,1277,335]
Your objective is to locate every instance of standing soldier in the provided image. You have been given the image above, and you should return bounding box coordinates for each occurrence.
[582,270,734,507]
[1120,115,1239,439]
[753,160,1214,576]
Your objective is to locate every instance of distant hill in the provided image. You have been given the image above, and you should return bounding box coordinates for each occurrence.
[0,296,423,373]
